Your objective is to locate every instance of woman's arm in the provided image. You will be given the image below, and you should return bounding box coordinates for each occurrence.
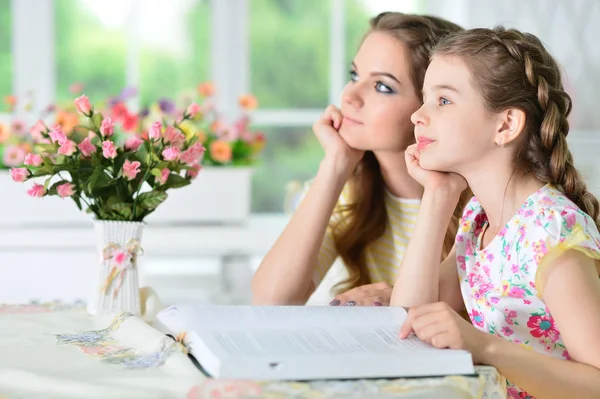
[252,157,350,304]
[480,250,600,398]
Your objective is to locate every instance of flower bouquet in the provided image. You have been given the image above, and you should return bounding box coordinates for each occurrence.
[11,94,206,315]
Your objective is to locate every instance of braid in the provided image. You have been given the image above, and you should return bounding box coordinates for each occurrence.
[435,27,600,231]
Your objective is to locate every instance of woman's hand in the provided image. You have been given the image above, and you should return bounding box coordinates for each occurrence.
[329,282,392,306]
[399,302,493,364]
[314,105,364,175]
[405,143,467,195]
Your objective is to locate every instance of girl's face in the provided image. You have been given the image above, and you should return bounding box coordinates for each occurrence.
[339,31,422,153]
[411,55,502,174]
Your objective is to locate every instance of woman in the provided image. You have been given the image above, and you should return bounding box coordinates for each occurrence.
[252,12,468,306]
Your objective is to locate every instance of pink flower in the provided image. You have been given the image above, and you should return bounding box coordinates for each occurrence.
[74,95,92,116]
[561,210,577,230]
[102,141,117,159]
[48,126,67,144]
[11,120,27,136]
[29,121,48,143]
[122,160,141,181]
[486,252,495,262]
[156,168,170,185]
[468,309,485,329]
[162,146,180,161]
[69,82,84,94]
[58,140,77,156]
[181,142,206,166]
[57,183,75,198]
[3,145,26,166]
[99,117,115,137]
[505,309,518,325]
[187,163,202,179]
[24,153,43,167]
[562,350,571,360]
[501,326,513,336]
[10,167,29,182]
[511,264,519,274]
[163,126,185,148]
[186,102,202,118]
[78,137,96,157]
[524,299,532,305]
[508,286,527,298]
[456,255,466,271]
[27,183,45,197]
[527,314,560,343]
[149,121,162,141]
[113,251,132,270]
[125,135,143,151]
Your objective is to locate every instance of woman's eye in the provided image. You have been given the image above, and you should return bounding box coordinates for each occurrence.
[375,82,393,94]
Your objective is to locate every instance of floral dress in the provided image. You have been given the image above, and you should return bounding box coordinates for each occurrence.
[455,184,600,398]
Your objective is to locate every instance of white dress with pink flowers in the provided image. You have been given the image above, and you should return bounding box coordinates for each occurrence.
[455,184,600,399]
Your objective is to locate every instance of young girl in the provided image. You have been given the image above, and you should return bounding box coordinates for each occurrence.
[392,27,600,398]
[252,13,467,306]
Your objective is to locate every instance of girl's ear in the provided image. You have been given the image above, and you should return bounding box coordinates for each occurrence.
[495,108,526,146]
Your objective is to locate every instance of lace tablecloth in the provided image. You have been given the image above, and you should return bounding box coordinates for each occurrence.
[0,303,507,399]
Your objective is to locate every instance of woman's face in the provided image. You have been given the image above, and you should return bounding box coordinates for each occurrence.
[339,31,422,153]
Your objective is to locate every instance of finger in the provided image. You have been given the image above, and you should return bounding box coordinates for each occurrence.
[331,109,343,130]
[362,295,389,306]
[413,320,449,343]
[399,303,448,339]
[321,105,340,124]
[414,147,421,161]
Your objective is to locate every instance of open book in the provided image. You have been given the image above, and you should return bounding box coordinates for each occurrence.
[154,305,474,381]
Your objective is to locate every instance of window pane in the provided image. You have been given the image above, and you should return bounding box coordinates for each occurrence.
[55,0,127,103]
[345,0,425,68]
[250,0,329,109]
[138,0,211,106]
[251,126,323,212]
[0,0,11,100]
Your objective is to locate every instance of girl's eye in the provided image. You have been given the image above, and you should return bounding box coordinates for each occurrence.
[439,97,452,106]
[349,70,358,82]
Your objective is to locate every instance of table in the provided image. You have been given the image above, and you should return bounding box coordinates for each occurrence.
[0,303,507,399]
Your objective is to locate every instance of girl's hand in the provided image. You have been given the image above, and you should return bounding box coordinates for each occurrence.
[329,282,392,306]
[405,143,467,195]
[399,302,493,364]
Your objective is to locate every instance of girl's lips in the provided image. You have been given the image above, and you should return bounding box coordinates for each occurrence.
[417,137,435,150]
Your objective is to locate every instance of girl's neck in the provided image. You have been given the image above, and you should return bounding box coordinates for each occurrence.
[374,151,423,200]
[466,167,545,232]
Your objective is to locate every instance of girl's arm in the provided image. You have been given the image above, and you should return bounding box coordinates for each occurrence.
[481,250,600,398]
[391,186,462,308]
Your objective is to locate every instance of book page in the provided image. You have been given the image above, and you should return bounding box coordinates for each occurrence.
[192,325,450,360]
[160,305,407,332]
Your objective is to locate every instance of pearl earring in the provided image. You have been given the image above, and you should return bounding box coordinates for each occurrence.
[497,138,504,147]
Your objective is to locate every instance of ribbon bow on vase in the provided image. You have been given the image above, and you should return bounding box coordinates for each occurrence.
[100,239,142,298]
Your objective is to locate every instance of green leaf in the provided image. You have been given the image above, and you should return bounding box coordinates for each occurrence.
[150,168,163,178]
[114,153,127,178]
[34,143,57,154]
[43,177,53,191]
[137,190,168,210]
[159,173,191,191]
[32,169,52,178]
[92,112,104,130]
[109,202,133,220]
[72,195,83,211]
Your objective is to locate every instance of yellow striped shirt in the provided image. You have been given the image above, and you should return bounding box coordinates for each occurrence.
[312,183,420,287]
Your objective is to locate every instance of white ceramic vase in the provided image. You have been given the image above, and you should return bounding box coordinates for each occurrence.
[87,220,145,316]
